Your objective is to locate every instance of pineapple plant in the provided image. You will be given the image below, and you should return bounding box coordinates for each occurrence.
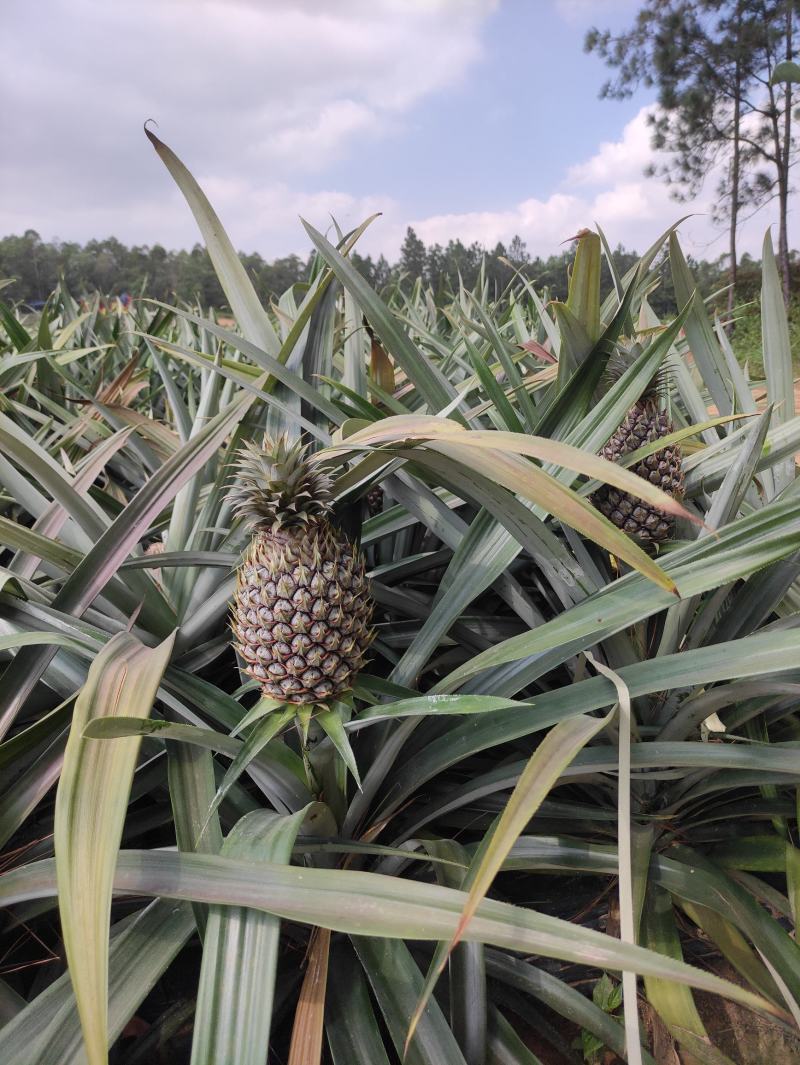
[228,435,374,703]
[591,351,684,543]
[6,128,800,1065]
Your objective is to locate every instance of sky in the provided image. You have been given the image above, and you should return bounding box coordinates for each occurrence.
[1,0,794,263]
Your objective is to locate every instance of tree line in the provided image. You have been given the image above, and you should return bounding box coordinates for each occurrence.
[0,231,312,310]
[0,227,758,320]
[1,4,795,316]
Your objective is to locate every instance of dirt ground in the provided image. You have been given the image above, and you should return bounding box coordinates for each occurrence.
[749,379,800,414]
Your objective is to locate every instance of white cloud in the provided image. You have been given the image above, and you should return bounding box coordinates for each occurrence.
[410,194,582,253]
[0,0,495,249]
[1,2,793,266]
[0,173,396,262]
[194,176,395,258]
[400,105,796,262]
[567,110,654,187]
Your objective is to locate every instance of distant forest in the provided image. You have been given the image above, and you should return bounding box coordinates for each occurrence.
[0,226,785,317]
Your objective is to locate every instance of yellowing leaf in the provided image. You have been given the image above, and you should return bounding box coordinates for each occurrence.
[287,928,331,1065]
[54,630,175,1065]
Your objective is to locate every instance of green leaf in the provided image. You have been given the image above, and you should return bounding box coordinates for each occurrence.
[464,294,539,430]
[317,706,361,789]
[2,850,787,1021]
[486,1005,544,1065]
[562,298,692,455]
[679,899,780,1005]
[485,952,649,1064]
[452,710,611,942]
[436,497,800,694]
[761,229,795,493]
[771,60,800,84]
[553,303,594,384]
[683,415,800,494]
[427,439,676,591]
[421,840,487,1065]
[10,427,136,583]
[662,846,800,1006]
[143,299,345,420]
[83,714,308,815]
[0,630,95,656]
[354,693,527,726]
[670,233,734,418]
[0,411,112,546]
[146,128,281,357]
[599,413,750,476]
[326,941,392,1065]
[0,385,252,736]
[464,337,524,433]
[302,219,460,416]
[403,711,612,1052]
[54,630,175,1065]
[0,900,194,1064]
[566,229,602,343]
[143,332,333,441]
[190,809,307,1065]
[230,695,288,736]
[354,936,468,1065]
[333,416,699,529]
[642,889,734,1065]
[327,419,682,592]
[381,627,800,821]
[342,289,368,398]
[203,707,295,833]
[585,653,642,1065]
[787,843,800,932]
[0,298,32,350]
[0,980,25,1029]
[167,741,224,936]
[593,972,623,1013]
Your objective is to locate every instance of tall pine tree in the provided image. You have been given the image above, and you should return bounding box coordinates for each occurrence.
[586,0,797,302]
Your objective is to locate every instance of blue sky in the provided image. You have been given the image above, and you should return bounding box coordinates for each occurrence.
[320,0,650,215]
[0,0,792,262]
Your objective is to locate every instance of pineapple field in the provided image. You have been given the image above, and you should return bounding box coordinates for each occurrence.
[2,131,800,1065]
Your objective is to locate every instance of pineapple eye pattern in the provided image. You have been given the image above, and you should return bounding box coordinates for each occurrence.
[591,362,684,543]
[228,436,374,703]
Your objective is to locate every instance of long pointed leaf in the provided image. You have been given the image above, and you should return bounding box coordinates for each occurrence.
[54,630,175,1065]
[191,809,307,1065]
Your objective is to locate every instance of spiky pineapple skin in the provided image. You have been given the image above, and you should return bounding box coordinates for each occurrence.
[365,484,384,517]
[232,519,373,704]
[592,401,684,543]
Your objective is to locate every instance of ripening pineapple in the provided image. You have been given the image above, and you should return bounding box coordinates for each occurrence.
[365,484,384,517]
[591,354,684,543]
[228,436,374,704]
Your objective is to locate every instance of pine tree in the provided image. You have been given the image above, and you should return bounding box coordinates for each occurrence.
[398,227,427,285]
[586,0,798,303]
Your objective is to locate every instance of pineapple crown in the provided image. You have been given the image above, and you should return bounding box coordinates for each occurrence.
[228,434,334,531]
[601,343,670,406]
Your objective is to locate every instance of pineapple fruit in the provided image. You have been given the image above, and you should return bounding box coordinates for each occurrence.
[591,356,684,543]
[365,484,384,517]
[228,436,374,703]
